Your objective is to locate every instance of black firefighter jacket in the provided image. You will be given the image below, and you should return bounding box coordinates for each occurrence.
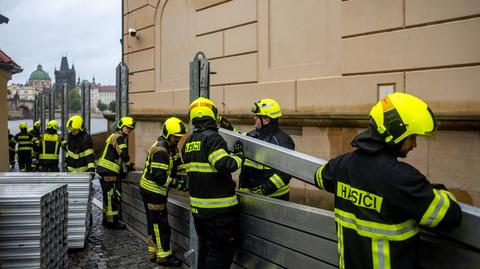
[181,121,242,217]
[65,131,95,172]
[239,122,295,198]
[97,131,132,176]
[140,137,181,200]
[314,127,462,269]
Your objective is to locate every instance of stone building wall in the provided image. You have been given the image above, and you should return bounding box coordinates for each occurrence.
[122,0,480,207]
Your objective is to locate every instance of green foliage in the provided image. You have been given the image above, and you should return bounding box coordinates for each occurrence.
[97,100,108,112]
[68,89,81,112]
[109,101,116,113]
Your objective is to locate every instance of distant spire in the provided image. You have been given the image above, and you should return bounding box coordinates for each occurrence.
[60,56,69,71]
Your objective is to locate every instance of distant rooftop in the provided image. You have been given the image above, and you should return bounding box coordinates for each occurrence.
[0,50,22,74]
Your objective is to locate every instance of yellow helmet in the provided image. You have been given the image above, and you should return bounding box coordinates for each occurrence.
[19,122,28,129]
[162,117,187,139]
[370,92,436,144]
[117,116,136,130]
[47,120,59,130]
[189,97,218,121]
[251,98,282,119]
[33,120,41,128]
[67,115,85,131]
[28,127,34,133]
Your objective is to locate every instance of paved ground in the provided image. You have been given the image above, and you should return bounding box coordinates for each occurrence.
[68,179,187,269]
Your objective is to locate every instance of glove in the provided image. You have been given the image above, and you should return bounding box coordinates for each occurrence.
[219,116,234,131]
[175,175,189,192]
[126,162,135,172]
[251,185,265,196]
[87,167,95,173]
[233,140,244,156]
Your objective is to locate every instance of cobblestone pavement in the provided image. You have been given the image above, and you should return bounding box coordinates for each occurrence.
[68,178,188,269]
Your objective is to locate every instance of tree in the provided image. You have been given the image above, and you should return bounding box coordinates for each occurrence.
[97,100,108,112]
[68,89,81,112]
[109,101,116,113]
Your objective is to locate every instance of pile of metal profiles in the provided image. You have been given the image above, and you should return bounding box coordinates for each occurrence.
[0,184,68,268]
[0,172,94,249]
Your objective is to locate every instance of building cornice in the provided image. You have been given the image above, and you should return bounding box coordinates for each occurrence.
[103,112,480,130]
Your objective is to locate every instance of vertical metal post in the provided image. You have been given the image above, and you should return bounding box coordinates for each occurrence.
[81,82,91,134]
[60,83,69,172]
[49,91,55,122]
[188,52,213,269]
[116,61,129,120]
[41,93,46,133]
[33,95,38,122]
[189,52,211,103]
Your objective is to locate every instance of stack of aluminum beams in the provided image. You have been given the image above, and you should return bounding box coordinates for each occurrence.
[0,184,68,268]
[0,172,93,249]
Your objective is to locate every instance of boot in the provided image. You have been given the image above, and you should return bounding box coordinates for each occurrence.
[148,236,157,262]
[157,255,183,267]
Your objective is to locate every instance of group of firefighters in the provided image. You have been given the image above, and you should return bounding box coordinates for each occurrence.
[7,92,463,269]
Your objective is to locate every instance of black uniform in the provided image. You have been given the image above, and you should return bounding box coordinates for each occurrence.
[239,122,295,200]
[29,127,41,171]
[8,131,15,168]
[139,137,181,262]
[38,128,64,172]
[181,119,242,269]
[13,129,34,172]
[65,130,95,172]
[97,131,133,226]
[314,128,462,269]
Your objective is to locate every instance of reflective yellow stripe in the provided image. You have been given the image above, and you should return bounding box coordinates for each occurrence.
[18,147,32,151]
[334,208,419,241]
[39,153,59,160]
[154,224,162,253]
[372,238,391,269]
[244,159,271,170]
[119,143,127,149]
[420,189,451,227]
[269,185,290,197]
[67,148,94,159]
[98,158,121,173]
[268,174,285,189]
[239,187,251,192]
[231,155,242,168]
[148,246,156,254]
[87,162,95,169]
[140,177,168,196]
[190,195,238,208]
[184,162,217,173]
[337,223,345,269]
[315,165,325,189]
[67,166,89,173]
[208,149,229,166]
[150,162,169,170]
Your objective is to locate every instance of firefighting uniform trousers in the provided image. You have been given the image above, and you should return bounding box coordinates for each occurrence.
[17,151,32,172]
[194,208,239,269]
[9,150,15,167]
[99,174,122,224]
[139,188,172,259]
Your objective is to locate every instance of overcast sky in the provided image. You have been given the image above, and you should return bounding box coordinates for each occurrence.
[0,0,121,85]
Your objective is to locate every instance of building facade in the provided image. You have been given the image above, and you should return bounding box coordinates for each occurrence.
[122,0,480,207]
[28,64,51,91]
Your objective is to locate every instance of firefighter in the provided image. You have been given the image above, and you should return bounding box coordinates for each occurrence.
[8,129,15,170]
[220,98,295,200]
[97,116,135,229]
[139,117,187,266]
[181,97,243,269]
[64,115,95,173]
[13,122,34,171]
[314,92,462,269]
[38,120,64,172]
[29,120,41,171]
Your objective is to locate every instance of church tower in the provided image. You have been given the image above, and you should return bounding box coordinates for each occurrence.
[54,56,76,93]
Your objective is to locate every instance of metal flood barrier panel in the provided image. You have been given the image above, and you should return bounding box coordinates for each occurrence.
[0,183,68,268]
[0,172,94,249]
[121,170,480,269]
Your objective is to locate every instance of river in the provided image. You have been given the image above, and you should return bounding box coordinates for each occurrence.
[8,117,108,135]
